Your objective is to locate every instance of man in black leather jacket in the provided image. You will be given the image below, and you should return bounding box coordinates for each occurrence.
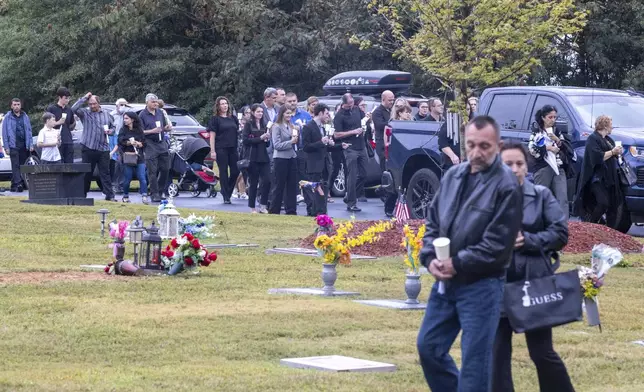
[416,115,523,392]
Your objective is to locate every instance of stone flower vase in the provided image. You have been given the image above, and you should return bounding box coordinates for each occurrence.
[168,262,184,276]
[321,263,337,296]
[115,260,140,276]
[584,297,601,327]
[113,239,126,262]
[405,274,422,304]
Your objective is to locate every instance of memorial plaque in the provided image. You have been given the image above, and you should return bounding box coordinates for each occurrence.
[266,247,377,260]
[354,299,426,310]
[32,174,59,199]
[268,288,360,297]
[281,355,396,372]
[21,163,94,205]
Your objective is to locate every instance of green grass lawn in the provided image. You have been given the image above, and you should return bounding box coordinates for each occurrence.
[0,197,643,391]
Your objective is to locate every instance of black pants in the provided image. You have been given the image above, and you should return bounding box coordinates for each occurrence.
[9,148,28,189]
[344,147,368,207]
[60,143,74,164]
[376,139,386,172]
[216,147,239,202]
[589,182,611,223]
[269,158,297,215]
[82,148,114,199]
[247,161,271,208]
[493,317,575,392]
[384,189,397,215]
[109,159,123,192]
[303,171,328,216]
[329,149,345,196]
[145,152,169,198]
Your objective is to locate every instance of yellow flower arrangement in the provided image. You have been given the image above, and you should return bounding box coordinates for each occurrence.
[402,224,426,274]
[313,220,393,265]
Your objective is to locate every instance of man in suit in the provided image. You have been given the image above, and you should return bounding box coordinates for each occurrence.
[259,87,279,204]
[302,103,348,216]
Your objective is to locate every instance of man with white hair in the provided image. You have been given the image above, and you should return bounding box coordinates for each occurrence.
[139,93,171,202]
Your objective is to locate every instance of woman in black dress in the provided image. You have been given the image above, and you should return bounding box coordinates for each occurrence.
[207,96,240,204]
[243,104,271,213]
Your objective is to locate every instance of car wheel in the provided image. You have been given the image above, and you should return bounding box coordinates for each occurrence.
[331,163,347,197]
[167,183,179,198]
[406,168,440,220]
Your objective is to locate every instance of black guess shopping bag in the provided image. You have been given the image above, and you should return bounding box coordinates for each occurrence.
[504,252,583,333]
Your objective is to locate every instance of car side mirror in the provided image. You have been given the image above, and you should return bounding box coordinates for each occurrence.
[555,120,569,134]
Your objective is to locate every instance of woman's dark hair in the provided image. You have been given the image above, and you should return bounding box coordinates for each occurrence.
[534,104,558,129]
[500,140,529,162]
[276,104,294,124]
[214,96,232,117]
[124,112,142,132]
[240,105,251,115]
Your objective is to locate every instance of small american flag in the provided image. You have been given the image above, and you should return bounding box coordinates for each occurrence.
[394,190,410,223]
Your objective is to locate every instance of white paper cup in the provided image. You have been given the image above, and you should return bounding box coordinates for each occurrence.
[155,121,161,128]
[267,121,273,129]
[61,113,67,120]
[433,237,450,261]
[615,141,622,147]
[103,124,109,131]
[237,113,242,120]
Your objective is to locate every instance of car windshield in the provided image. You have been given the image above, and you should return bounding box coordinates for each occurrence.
[569,95,644,128]
[167,112,200,126]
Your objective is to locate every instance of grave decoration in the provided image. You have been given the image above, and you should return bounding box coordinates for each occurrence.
[315,214,334,237]
[402,224,425,304]
[179,214,216,239]
[157,198,180,239]
[161,233,218,275]
[127,217,145,266]
[314,219,392,295]
[105,220,141,276]
[97,209,109,237]
[141,222,165,271]
[578,244,623,330]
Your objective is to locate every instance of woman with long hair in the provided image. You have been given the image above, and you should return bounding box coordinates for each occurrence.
[493,141,574,392]
[268,105,299,215]
[575,115,628,230]
[243,104,271,213]
[528,105,574,218]
[207,96,240,204]
[118,112,148,204]
[233,105,251,200]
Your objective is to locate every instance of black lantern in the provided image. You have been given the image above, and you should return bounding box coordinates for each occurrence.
[141,221,164,270]
[128,216,145,266]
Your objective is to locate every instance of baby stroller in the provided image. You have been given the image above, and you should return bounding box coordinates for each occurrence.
[167,137,219,198]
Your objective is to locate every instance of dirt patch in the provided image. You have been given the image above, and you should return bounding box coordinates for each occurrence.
[300,220,642,256]
[0,272,129,285]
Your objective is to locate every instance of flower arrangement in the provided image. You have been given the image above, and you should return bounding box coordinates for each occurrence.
[157,199,170,213]
[161,233,218,273]
[315,214,334,236]
[179,214,216,239]
[578,266,603,299]
[401,224,426,275]
[313,220,393,265]
[109,220,130,241]
[577,244,623,299]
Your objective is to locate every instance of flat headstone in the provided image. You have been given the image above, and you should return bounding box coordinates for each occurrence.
[265,247,377,260]
[268,288,360,297]
[203,243,259,249]
[281,355,396,373]
[633,340,644,347]
[354,299,426,310]
[80,265,107,271]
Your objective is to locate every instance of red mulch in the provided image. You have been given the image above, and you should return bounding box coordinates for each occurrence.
[299,220,642,256]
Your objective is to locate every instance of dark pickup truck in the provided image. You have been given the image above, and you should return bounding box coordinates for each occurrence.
[384,86,644,232]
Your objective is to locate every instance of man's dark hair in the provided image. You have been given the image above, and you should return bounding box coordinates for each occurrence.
[285,92,297,99]
[42,112,55,122]
[313,103,329,116]
[341,93,353,105]
[500,140,528,161]
[56,87,71,98]
[467,115,501,138]
[11,98,21,104]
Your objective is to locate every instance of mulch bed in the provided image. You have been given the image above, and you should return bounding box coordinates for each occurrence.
[300,220,642,257]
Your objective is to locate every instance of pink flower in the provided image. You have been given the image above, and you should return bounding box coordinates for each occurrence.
[316,214,333,228]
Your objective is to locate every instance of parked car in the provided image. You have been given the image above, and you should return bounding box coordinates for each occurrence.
[384,86,644,232]
[300,70,427,196]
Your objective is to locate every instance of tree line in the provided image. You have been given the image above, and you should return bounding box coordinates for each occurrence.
[0,0,640,128]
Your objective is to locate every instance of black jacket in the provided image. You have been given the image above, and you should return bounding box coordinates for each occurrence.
[371,104,390,143]
[242,121,270,163]
[528,124,576,178]
[507,181,568,283]
[118,126,146,164]
[302,120,330,174]
[420,156,523,284]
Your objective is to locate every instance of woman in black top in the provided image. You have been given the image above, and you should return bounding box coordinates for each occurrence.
[493,141,573,392]
[528,105,574,219]
[243,104,271,213]
[575,115,626,228]
[118,112,148,204]
[208,96,240,204]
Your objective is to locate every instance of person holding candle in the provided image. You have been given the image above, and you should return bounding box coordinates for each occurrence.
[139,93,171,202]
[71,92,116,200]
[268,105,299,215]
[492,141,573,392]
[417,115,523,392]
[46,87,76,163]
[207,96,240,204]
[118,112,148,205]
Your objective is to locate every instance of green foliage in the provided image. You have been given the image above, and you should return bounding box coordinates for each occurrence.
[361,0,586,156]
